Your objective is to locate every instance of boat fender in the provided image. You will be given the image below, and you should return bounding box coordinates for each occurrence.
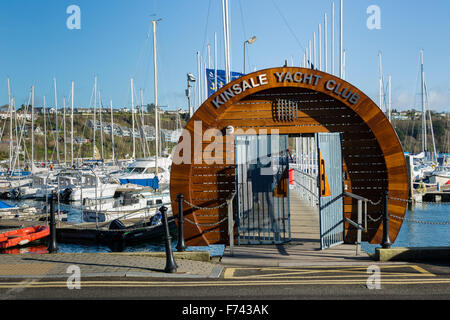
[61,188,73,201]
[109,219,127,230]
[150,212,162,226]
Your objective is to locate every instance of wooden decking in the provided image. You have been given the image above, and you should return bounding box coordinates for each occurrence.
[221,190,372,266]
[289,190,320,243]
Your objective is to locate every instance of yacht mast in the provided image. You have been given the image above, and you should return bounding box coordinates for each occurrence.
[324,13,328,73]
[31,85,34,169]
[319,24,322,71]
[140,88,148,158]
[54,78,59,163]
[420,50,427,154]
[388,75,392,122]
[63,96,67,166]
[7,78,13,171]
[98,90,104,160]
[378,52,384,111]
[331,2,335,75]
[71,81,74,167]
[222,0,231,83]
[152,19,159,175]
[43,96,47,165]
[130,77,136,160]
[93,76,97,160]
[110,99,115,163]
[339,0,343,78]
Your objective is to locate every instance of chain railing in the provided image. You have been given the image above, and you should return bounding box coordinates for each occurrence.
[180,192,236,228]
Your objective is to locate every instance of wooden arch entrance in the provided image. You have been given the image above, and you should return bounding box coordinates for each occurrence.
[170,67,408,246]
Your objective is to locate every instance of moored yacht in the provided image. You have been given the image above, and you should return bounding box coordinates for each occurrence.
[112,157,171,190]
[81,186,170,223]
[429,166,450,186]
[58,170,120,202]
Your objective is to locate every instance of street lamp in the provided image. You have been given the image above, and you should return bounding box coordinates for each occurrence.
[186,73,196,118]
[243,36,257,74]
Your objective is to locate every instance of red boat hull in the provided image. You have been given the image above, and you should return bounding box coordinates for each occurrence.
[0,226,50,249]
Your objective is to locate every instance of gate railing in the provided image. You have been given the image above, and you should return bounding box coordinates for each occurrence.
[343,191,368,255]
[290,164,319,207]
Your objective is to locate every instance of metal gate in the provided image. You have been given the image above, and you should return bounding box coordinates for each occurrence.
[317,132,344,249]
[235,135,290,244]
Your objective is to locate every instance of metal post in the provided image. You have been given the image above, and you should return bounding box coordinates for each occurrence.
[47,191,58,253]
[160,206,177,273]
[356,199,362,255]
[227,198,234,256]
[381,190,392,248]
[176,194,186,252]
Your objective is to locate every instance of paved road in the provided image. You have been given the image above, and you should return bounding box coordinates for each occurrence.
[1,263,448,301]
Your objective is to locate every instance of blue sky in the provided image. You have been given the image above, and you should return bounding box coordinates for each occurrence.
[1,0,449,112]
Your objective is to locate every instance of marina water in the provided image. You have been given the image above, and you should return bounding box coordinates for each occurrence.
[1,200,449,255]
[362,202,450,254]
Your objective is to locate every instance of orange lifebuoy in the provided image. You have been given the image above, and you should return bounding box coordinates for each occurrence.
[0,226,49,249]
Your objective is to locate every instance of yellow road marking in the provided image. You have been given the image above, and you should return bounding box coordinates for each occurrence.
[410,265,436,277]
[223,265,436,280]
[0,278,449,289]
[222,268,235,278]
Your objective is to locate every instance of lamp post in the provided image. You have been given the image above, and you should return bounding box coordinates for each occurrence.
[186,73,196,118]
[243,36,257,74]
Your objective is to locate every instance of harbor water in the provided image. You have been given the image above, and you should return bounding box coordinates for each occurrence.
[362,202,450,254]
[1,200,448,256]
[0,199,226,257]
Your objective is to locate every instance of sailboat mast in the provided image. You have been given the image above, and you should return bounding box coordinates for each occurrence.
[378,52,384,111]
[221,0,230,83]
[43,96,47,164]
[324,13,328,73]
[130,77,136,160]
[420,50,426,153]
[313,31,316,69]
[331,2,335,75]
[140,88,147,158]
[7,78,12,171]
[98,90,104,160]
[71,81,74,167]
[318,24,322,71]
[31,85,34,169]
[152,19,159,175]
[197,51,201,109]
[63,96,67,166]
[54,78,59,163]
[388,75,392,122]
[339,0,344,78]
[93,76,97,160]
[110,99,115,162]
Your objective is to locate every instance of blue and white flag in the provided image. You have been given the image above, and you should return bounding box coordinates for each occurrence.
[206,69,244,97]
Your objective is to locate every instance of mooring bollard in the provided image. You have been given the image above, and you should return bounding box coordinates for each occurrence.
[160,205,177,273]
[176,194,186,252]
[381,190,392,249]
[47,191,58,253]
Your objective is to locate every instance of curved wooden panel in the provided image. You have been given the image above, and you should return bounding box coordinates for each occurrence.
[170,67,408,246]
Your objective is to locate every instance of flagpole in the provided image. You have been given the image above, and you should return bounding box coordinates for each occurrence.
[214,32,218,92]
